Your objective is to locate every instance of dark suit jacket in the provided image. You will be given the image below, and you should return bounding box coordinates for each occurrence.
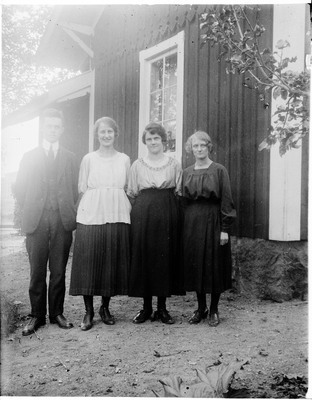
[14,146,79,234]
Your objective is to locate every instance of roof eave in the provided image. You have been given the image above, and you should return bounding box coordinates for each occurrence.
[35,5,105,70]
[3,71,93,128]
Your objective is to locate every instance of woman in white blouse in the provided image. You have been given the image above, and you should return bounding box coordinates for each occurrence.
[70,117,131,331]
[127,122,184,324]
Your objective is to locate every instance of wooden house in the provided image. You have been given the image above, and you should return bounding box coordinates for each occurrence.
[7,4,310,242]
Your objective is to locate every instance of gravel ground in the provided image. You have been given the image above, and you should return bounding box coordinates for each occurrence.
[0,228,309,397]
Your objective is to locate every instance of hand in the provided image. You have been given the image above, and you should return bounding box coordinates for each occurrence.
[75,192,84,211]
[220,231,229,246]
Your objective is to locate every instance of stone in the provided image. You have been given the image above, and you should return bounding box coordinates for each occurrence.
[231,238,307,302]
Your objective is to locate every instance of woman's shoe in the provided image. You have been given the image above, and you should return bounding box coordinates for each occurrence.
[152,309,174,324]
[99,306,115,325]
[188,309,208,324]
[208,312,220,327]
[133,309,152,324]
[81,311,94,331]
[81,295,94,331]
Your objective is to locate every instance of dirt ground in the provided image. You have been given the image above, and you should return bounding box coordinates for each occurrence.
[0,228,309,397]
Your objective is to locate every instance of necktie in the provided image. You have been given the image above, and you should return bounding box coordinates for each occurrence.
[48,145,54,162]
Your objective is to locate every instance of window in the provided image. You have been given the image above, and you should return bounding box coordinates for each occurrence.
[138,31,184,162]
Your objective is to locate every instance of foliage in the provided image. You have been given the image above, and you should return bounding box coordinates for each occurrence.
[153,359,248,398]
[199,5,310,156]
[271,373,308,398]
[2,5,78,117]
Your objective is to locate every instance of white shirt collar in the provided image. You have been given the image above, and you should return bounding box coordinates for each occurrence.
[42,139,59,155]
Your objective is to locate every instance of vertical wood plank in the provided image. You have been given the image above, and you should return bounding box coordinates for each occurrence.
[92,4,274,239]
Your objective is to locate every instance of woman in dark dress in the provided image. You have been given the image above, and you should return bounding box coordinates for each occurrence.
[127,123,184,324]
[182,131,236,326]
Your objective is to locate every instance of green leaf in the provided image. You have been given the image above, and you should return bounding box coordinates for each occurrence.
[196,368,211,384]
[217,361,244,394]
[276,39,290,49]
[159,377,183,397]
[261,48,272,55]
[291,99,302,108]
[204,367,222,390]
[281,89,288,100]
[186,382,216,398]
[258,139,270,151]
[273,86,281,99]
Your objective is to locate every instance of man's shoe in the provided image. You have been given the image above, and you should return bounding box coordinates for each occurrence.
[50,314,73,329]
[208,312,220,327]
[188,309,208,324]
[152,309,174,324]
[133,309,152,324]
[22,316,45,336]
[99,306,115,325]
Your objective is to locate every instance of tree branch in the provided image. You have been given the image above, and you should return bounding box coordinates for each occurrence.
[240,6,267,68]
[232,6,244,39]
[199,5,309,153]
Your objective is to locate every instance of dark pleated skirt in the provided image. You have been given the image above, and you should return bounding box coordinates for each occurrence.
[183,200,232,293]
[69,223,130,296]
[129,188,184,297]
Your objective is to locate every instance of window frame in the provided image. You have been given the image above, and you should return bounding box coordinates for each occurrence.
[138,31,184,162]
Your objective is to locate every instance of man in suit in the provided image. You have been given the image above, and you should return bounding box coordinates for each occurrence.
[14,108,79,336]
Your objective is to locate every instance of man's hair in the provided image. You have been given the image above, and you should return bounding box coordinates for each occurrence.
[40,108,64,123]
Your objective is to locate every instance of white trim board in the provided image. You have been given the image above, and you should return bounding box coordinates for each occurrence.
[269,4,306,240]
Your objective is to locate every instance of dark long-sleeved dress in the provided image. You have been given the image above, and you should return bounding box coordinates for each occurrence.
[182,162,237,294]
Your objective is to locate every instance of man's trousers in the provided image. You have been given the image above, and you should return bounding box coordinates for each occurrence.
[26,209,73,318]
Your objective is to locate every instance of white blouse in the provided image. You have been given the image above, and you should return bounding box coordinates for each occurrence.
[127,156,182,198]
[77,151,131,225]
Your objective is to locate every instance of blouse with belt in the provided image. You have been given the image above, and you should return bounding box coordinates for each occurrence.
[77,151,131,225]
[127,156,182,197]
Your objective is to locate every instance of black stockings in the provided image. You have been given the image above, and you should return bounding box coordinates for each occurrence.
[83,296,111,310]
[157,296,166,310]
[102,296,111,308]
[196,292,221,314]
[83,295,93,311]
[210,292,221,314]
[143,296,167,311]
[196,292,207,312]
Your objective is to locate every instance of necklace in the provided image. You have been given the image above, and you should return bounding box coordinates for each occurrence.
[145,154,167,166]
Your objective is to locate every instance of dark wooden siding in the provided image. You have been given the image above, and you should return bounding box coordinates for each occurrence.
[93,4,274,239]
[45,95,90,164]
[61,95,90,163]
